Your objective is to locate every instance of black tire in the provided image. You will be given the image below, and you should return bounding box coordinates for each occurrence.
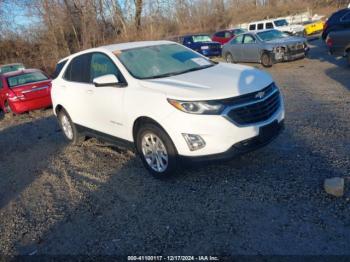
[136,123,178,178]
[4,101,12,114]
[347,51,350,67]
[57,109,85,146]
[261,52,273,67]
[225,52,235,63]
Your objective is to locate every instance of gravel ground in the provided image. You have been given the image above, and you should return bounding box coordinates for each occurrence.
[0,39,349,257]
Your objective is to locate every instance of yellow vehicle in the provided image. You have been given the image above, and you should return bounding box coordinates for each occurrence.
[303,20,324,36]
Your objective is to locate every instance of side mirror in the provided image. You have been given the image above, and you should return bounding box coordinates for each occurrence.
[93,74,120,87]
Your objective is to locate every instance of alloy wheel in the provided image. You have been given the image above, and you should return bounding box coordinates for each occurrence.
[61,114,74,140]
[141,133,168,173]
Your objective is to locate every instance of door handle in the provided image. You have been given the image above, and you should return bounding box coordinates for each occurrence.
[86,90,93,94]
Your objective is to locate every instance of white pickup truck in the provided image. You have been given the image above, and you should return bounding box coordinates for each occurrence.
[248,18,305,36]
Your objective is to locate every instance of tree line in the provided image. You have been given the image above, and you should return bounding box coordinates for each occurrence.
[0,0,347,73]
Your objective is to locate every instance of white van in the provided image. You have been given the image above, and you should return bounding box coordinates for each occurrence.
[248,18,304,36]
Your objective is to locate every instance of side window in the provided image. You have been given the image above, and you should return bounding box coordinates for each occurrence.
[52,60,67,79]
[90,53,124,83]
[64,54,91,83]
[249,24,256,30]
[243,35,256,44]
[258,23,264,30]
[231,34,243,44]
[266,22,274,29]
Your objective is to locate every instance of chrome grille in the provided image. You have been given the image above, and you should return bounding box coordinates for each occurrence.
[224,84,281,125]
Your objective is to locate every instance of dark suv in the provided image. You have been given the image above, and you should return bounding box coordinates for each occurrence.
[322,8,350,39]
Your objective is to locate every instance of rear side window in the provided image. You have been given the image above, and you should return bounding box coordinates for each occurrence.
[7,72,48,88]
[243,35,256,44]
[231,34,244,44]
[258,23,264,30]
[64,54,91,83]
[249,24,256,30]
[90,53,125,83]
[266,22,274,29]
[52,60,67,79]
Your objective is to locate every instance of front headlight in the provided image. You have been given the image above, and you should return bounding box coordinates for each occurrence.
[167,99,224,115]
[201,46,209,50]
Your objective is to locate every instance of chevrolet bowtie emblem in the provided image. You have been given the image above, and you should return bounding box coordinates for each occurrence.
[255,91,265,99]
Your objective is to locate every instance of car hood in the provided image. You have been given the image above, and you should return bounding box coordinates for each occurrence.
[139,63,273,101]
[267,36,306,45]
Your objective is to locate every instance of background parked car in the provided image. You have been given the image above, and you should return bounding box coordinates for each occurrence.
[322,7,350,39]
[247,18,305,36]
[0,69,52,114]
[0,63,25,74]
[179,34,221,57]
[212,28,246,45]
[326,29,350,65]
[303,20,325,36]
[222,29,308,67]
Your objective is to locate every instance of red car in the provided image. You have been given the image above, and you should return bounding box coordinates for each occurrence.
[212,28,246,45]
[0,69,52,114]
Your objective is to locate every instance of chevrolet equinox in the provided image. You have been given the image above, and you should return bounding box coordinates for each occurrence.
[52,41,285,178]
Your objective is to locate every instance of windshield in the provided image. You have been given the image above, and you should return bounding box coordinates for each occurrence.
[274,19,289,27]
[0,64,25,74]
[7,72,48,88]
[257,30,289,41]
[117,44,215,79]
[192,35,212,42]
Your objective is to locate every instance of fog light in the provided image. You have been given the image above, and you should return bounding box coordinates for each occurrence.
[182,134,206,151]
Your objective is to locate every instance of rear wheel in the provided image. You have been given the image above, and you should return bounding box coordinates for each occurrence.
[225,53,235,63]
[4,101,12,114]
[136,123,178,178]
[58,110,85,145]
[347,50,350,66]
[261,52,273,67]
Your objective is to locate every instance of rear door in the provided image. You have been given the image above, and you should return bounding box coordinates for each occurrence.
[60,53,93,128]
[228,34,244,61]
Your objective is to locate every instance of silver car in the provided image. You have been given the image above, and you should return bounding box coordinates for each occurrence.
[222,29,309,67]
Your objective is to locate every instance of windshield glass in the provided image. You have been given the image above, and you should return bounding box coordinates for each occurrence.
[257,30,289,41]
[234,29,246,35]
[0,64,25,74]
[7,72,48,88]
[192,35,212,42]
[117,44,215,79]
[274,19,289,27]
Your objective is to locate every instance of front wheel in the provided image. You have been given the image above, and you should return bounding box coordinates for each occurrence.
[136,123,178,178]
[261,52,273,67]
[58,110,85,145]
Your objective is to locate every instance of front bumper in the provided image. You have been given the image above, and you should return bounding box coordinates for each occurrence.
[274,48,308,62]
[161,96,285,158]
[180,120,284,162]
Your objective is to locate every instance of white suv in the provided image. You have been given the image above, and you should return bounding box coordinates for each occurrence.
[52,41,285,177]
[248,18,305,36]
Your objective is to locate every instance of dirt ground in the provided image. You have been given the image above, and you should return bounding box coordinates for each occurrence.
[0,39,349,256]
